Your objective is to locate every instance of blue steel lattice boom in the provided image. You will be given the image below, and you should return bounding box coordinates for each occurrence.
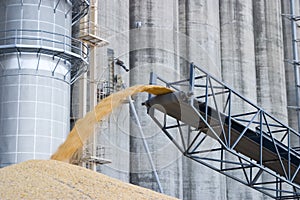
[144,63,300,199]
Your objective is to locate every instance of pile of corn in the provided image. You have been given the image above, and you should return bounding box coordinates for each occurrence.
[0,85,176,200]
[0,160,178,200]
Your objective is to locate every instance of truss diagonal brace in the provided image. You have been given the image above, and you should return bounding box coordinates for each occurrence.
[231,110,261,149]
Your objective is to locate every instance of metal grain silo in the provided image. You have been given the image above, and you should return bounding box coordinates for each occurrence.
[0,0,88,167]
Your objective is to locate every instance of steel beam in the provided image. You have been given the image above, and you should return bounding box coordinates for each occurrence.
[145,64,300,199]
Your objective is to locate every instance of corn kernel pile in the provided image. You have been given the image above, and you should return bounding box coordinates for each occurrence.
[0,160,178,200]
[0,85,176,200]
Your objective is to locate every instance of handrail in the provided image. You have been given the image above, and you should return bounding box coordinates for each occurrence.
[0,29,89,59]
[79,20,110,40]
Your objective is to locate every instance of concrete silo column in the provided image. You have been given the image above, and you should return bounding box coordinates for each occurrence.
[220,0,263,199]
[129,0,182,198]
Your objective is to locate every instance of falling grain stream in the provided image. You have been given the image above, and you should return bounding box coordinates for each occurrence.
[51,85,173,162]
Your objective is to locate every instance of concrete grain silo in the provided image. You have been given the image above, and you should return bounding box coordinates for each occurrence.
[129,0,182,197]
[220,0,262,199]
[1,0,300,199]
[253,1,288,198]
[178,0,226,199]
[253,0,287,122]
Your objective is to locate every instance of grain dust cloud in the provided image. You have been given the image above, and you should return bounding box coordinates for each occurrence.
[51,85,173,162]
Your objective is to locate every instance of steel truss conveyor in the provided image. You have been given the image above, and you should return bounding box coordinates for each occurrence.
[143,63,300,199]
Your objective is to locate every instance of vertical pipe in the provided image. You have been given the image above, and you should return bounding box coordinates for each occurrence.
[290,0,300,133]
[189,63,194,106]
[88,0,98,171]
[148,72,157,100]
[282,0,300,148]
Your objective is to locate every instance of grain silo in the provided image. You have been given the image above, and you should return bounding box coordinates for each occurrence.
[2,0,300,200]
[0,0,88,167]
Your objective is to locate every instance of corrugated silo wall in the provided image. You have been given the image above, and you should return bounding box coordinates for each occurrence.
[129,0,182,198]
[0,0,71,167]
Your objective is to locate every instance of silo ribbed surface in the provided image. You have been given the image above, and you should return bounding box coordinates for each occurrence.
[0,0,83,167]
[178,0,226,199]
[253,0,288,123]
[129,0,182,197]
[220,0,263,199]
[253,1,288,199]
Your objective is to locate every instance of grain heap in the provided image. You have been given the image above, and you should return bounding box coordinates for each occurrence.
[0,85,176,199]
[51,85,173,162]
[0,159,178,200]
